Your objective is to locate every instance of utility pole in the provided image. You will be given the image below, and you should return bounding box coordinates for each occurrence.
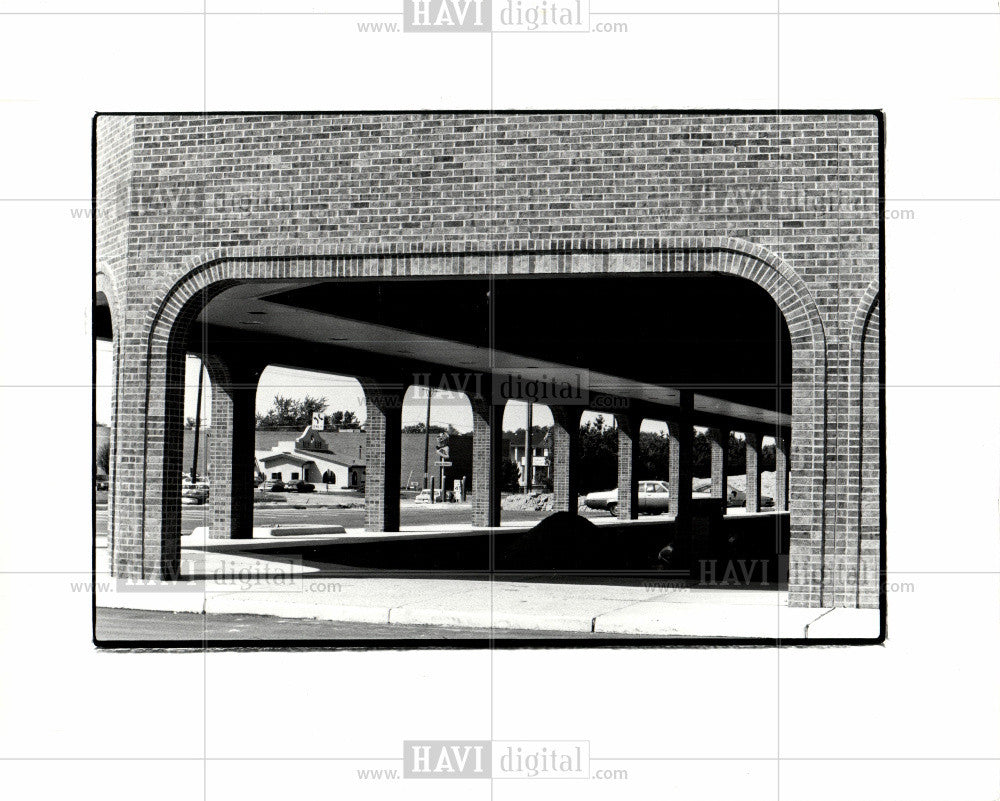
[523,401,533,494]
[422,388,432,489]
[190,358,205,483]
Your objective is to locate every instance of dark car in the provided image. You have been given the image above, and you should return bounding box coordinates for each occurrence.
[287,480,315,493]
[95,475,109,491]
[267,480,286,492]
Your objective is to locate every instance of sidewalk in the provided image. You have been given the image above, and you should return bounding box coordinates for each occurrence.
[94,532,879,640]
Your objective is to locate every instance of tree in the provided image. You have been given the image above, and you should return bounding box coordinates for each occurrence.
[324,410,361,429]
[727,432,746,474]
[256,395,332,428]
[256,394,300,428]
[296,395,328,427]
[401,422,457,435]
[577,416,619,494]
[96,442,110,476]
[638,430,669,481]
[500,459,522,492]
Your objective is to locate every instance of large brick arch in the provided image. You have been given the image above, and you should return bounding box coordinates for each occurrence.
[848,279,882,608]
[119,237,830,594]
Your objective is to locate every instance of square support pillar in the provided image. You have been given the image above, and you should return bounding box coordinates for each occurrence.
[614,412,641,520]
[364,384,403,533]
[745,432,762,514]
[206,358,262,540]
[470,393,503,528]
[551,405,583,514]
[667,393,693,522]
[775,431,789,512]
[708,426,729,502]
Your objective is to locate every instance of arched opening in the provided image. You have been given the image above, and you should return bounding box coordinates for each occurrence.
[398,383,473,529]
[113,243,820,596]
[500,401,555,524]
[94,290,114,547]
[250,366,366,533]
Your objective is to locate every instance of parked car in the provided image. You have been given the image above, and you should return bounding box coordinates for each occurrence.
[181,482,209,504]
[584,480,672,516]
[266,479,286,492]
[95,475,109,492]
[414,488,445,503]
[287,480,315,493]
[725,488,775,508]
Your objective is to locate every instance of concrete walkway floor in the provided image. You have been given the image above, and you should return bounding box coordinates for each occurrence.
[95,534,880,640]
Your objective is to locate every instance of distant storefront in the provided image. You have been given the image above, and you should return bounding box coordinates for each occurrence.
[256,426,364,488]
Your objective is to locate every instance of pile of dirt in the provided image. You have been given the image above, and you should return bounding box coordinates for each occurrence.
[501,492,554,512]
[692,472,777,499]
[726,471,777,500]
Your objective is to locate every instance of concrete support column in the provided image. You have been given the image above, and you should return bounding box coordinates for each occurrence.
[745,432,762,514]
[551,405,583,514]
[614,412,641,520]
[205,356,262,540]
[775,431,789,512]
[667,393,693,521]
[362,382,404,533]
[708,426,729,502]
[470,391,503,528]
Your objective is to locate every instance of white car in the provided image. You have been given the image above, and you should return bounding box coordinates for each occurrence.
[413,488,445,503]
[584,480,672,516]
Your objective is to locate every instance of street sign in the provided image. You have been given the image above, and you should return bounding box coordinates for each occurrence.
[311,412,324,430]
[433,460,452,468]
[435,446,450,458]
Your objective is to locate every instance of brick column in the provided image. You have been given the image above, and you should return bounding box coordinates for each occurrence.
[666,393,693,522]
[708,426,729,502]
[614,412,641,520]
[362,382,404,532]
[205,356,262,540]
[551,405,583,514]
[745,432,762,514]
[470,392,503,527]
[774,431,789,512]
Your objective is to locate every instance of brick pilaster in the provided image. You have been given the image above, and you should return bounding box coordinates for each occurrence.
[615,412,641,520]
[470,390,503,527]
[666,393,693,521]
[708,426,729,501]
[362,381,404,533]
[205,355,262,540]
[774,432,789,513]
[551,405,583,514]
[745,432,762,514]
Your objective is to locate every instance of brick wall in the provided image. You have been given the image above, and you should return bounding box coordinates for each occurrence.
[98,112,881,607]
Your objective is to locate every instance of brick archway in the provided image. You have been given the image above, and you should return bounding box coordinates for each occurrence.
[847,279,882,608]
[113,237,830,601]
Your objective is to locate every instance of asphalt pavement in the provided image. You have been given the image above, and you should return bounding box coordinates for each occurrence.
[95,607,636,642]
[95,499,605,536]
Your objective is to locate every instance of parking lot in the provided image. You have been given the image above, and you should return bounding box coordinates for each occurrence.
[95,497,609,537]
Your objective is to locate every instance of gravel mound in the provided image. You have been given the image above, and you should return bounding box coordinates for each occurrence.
[501,491,554,512]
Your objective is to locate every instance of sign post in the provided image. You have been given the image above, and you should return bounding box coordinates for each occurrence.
[435,432,450,501]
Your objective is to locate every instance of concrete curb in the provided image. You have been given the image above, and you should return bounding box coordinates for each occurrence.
[97,579,880,639]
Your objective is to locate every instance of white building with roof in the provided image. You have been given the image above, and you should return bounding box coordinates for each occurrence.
[255,426,365,489]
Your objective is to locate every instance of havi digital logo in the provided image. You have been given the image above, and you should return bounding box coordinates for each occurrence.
[403,740,492,778]
[403,0,491,32]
